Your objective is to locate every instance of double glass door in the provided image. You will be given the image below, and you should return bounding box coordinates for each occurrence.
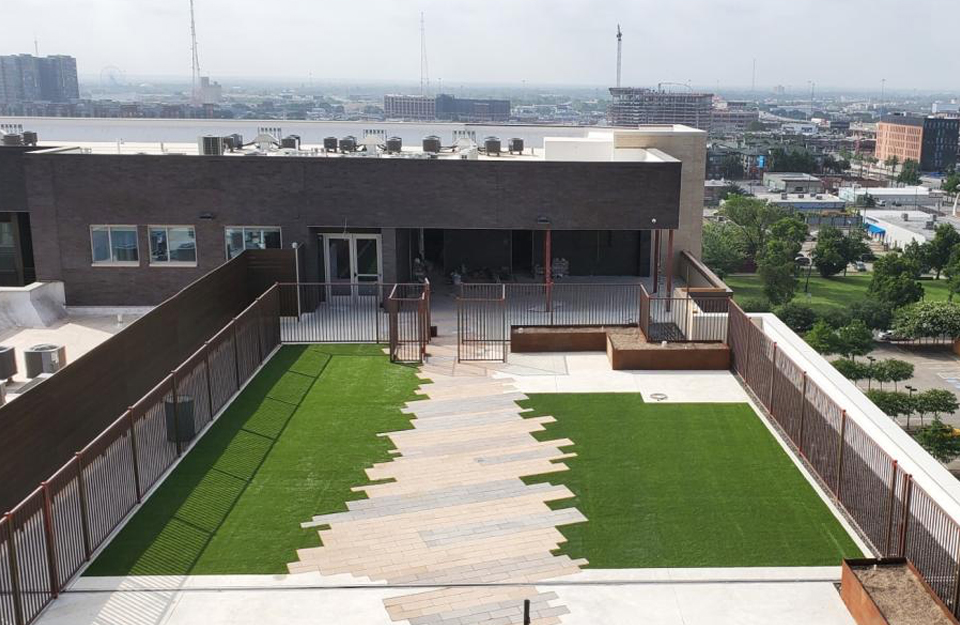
[324,234,382,296]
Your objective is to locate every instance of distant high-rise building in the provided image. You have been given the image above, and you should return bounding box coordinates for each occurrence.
[608,88,713,131]
[384,94,436,120]
[199,76,222,105]
[0,54,79,104]
[876,114,959,173]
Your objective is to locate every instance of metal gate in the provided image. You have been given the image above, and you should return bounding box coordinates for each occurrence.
[457,284,506,362]
[388,282,430,364]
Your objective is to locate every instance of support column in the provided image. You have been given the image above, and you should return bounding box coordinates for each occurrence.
[665,229,675,297]
[652,230,661,293]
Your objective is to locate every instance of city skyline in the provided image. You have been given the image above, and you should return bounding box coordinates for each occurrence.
[2,0,958,91]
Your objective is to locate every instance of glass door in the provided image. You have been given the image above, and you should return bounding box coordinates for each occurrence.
[354,234,382,297]
[324,234,383,297]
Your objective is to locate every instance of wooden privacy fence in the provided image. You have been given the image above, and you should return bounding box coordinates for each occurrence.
[728,303,960,616]
[0,286,282,625]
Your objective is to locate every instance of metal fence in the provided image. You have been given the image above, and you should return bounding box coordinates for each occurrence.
[728,303,960,615]
[504,283,641,329]
[388,282,431,364]
[0,286,282,625]
[457,284,507,362]
[639,285,729,343]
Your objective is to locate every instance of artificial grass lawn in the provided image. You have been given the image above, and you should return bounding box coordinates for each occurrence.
[519,393,863,568]
[725,272,951,314]
[85,344,421,576]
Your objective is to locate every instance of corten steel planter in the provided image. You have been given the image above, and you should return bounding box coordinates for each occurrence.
[841,558,959,625]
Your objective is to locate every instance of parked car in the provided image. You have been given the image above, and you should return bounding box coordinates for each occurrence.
[795,255,811,267]
[855,261,867,272]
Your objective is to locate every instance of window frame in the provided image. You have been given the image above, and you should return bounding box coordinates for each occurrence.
[90,225,140,267]
[224,226,283,259]
[148,224,198,267]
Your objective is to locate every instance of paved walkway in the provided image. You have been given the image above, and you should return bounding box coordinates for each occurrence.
[288,340,588,624]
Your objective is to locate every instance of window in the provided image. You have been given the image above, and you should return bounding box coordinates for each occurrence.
[149,226,197,265]
[224,227,282,259]
[91,226,139,265]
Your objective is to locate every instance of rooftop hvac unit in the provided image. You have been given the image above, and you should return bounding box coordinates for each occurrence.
[902,212,909,221]
[422,135,441,153]
[484,136,501,156]
[2,134,23,146]
[21,131,38,146]
[0,346,16,382]
[198,135,224,156]
[24,344,66,378]
[780,193,788,200]
[340,136,357,152]
[385,137,402,153]
[323,136,338,152]
[508,138,524,154]
[281,135,301,149]
[222,133,243,150]
[925,221,936,230]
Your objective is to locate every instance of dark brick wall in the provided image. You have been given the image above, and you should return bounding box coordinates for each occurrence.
[0,146,34,213]
[24,153,681,305]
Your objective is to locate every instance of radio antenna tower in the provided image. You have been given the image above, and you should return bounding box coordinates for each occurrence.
[616,25,622,88]
[420,12,429,96]
[189,0,201,103]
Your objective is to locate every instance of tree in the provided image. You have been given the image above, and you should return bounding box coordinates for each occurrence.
[884,155,900,177]
[901,240,931,275]
[892,301,960,340]
[945,246,960,302]
[866,389,915,424]
[869,252,924,308]
[914,389,959,426]
[897,159,922,186]
[849,300,894,331]
[944,173,960,195]
[702,221,746,279]
[878,359,914,391]
[812,226,847,277]
[914,419,960,463]
[925,224,960,279]
[832,358,870,385]
[758,238,799,306]
[769,216,808,249]
[774,302,818,333]
[838,228,870,276]
[806,320,842,355]
[836,320,874,359]
[719,196,786,259]
[770,147,817,173]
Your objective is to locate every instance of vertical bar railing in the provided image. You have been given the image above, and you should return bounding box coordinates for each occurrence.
[726,301,960,616]
[0,286,285,625]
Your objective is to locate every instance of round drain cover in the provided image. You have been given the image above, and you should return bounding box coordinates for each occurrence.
[650,393,668,401]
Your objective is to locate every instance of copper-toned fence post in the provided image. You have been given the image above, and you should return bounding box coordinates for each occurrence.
[5,512,25,625]
[170,373,182,457]
[127,410,141,502]
[40,482,60,599]
[884,460,899,555]
[836,410,847,499]
[232,319,241,388]
[798,372,808,456]
[951,527,960,615]
[203,341,214,421]
[898,474,914,557]
[74,452,91,560]
[768,343,778,413]
[501,285,507,363]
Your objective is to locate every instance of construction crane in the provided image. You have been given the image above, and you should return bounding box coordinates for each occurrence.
[615,25,622,88]
[189,0,201,104]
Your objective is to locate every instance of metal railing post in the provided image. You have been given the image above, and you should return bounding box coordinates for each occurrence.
[203,341,215,420]
[41,482,61,597]
[884,460,899,555]
[254,297,264,364]
[798,373,808,455]
[74,453,91,560]
[951,527,960,616]
[768,343,778,412]
[5,512,25,625]
[836,410,847,500]
[127,410,141,502]
[898,475,914,557]
[232,319,242,388]
[170,373,182,457]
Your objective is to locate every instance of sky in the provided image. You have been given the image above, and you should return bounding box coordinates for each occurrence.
[3,0,957,92]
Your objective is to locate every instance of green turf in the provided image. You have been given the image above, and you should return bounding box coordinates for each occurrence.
[519,393,863,567]
[85,344,421,575]
[725,273,951,314]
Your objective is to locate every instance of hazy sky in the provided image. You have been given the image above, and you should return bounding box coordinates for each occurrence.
[3,0,957,91]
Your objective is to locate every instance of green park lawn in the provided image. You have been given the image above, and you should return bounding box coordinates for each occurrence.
[85,344,421,576]
[519,393,862,567]
[725,272,951,314]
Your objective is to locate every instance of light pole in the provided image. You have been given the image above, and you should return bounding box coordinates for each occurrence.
[867,356,876,390]
[291,242,301,320]
[906,385,917,429]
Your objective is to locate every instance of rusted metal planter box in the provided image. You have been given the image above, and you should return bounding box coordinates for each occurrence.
[841,558,959,625]
[510,326,612,353]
